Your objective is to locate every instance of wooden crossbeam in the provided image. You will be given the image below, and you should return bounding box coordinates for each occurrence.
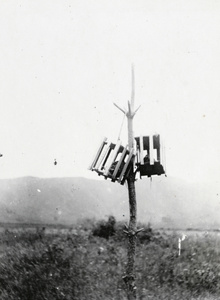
[149,135,154,165]
[94,141,111,171]
[153,134,161,161]
[112,145,128,181]
[104,140,122,176]
[88,137,107,170]
[100,144,113,171]
[139,136,144,165]
[118,149,134,183]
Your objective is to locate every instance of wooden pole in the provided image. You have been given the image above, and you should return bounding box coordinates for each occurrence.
[114,66,141,299]
[123,65,137,299]
[124,143,137,298]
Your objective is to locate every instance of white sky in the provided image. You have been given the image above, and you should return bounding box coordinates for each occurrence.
[0,0,220,185]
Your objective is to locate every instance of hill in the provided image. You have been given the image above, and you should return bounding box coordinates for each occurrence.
[0,176,219,229]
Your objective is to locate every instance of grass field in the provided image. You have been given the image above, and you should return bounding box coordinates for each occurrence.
[0,219,220,299]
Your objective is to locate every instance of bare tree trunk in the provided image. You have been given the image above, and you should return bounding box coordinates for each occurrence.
[124,171,137,300]
[115,65,139,299]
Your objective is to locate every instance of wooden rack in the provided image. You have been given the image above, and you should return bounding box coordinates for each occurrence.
[89,138,135,184]
[135,134,165,177]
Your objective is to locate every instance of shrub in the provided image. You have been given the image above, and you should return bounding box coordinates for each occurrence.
[92,216,116,239]
[137,222,154,245]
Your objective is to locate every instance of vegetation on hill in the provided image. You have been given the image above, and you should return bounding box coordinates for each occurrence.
[1,218,220,299]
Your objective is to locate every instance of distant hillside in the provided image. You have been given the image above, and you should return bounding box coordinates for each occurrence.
[0,176,219,229]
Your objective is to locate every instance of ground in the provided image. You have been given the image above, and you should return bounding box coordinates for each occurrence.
[0,220,220,299]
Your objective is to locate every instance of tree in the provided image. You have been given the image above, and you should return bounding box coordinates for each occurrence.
[114,65,141,299]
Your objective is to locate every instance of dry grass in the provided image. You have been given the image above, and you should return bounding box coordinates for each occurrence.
[0,221,220,299]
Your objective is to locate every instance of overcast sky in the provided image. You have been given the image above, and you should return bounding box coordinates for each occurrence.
[0,0,219,185]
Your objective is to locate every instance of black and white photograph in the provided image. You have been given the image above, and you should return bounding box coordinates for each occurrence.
[0,1,220,299]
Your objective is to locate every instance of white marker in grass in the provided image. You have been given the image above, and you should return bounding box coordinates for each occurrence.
[178,234,187,256]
